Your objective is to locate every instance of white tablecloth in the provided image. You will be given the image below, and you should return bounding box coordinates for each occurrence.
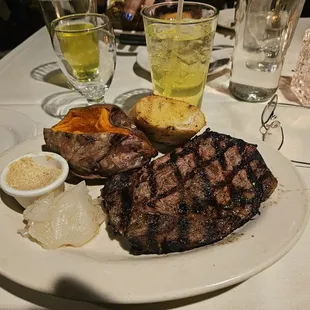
[0,18,310,310]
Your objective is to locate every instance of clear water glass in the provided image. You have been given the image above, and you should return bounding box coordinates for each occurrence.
[50,13,116,116]
[229,0,305,102]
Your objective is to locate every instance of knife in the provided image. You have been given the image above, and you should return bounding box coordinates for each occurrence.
[118,34,146,46]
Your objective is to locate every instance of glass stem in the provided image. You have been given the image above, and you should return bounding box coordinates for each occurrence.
[86,97,105,106]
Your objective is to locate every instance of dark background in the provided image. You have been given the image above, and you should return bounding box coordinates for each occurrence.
[0,0,309,57]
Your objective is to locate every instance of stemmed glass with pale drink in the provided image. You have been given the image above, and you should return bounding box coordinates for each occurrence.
[50,13,116,116]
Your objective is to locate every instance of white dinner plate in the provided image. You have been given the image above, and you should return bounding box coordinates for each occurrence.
[136,47,232,76]
[0,109,37,154]
[218,8,235,31]
[0,124,309,303]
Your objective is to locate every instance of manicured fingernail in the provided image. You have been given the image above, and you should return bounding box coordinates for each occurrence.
[122,12,133,21]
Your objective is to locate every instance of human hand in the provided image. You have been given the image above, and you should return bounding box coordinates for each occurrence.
[122,0,155,21]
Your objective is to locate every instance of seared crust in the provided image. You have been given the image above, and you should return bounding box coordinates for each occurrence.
[43,104,157,178]
[102,129,278,254]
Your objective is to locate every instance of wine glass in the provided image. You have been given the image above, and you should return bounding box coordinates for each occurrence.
[46,13,116,117]
[38,1,97,96]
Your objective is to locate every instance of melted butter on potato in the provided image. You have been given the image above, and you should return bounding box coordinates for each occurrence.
[129,95,206,145]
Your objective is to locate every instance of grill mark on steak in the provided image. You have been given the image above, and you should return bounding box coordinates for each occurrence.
[178,217,189,251]
[170,150,186,216]
[178,201,188,214]
[102,129,278,255]
[146,214,160,253]
[212,135,227,170]
[200,170,218,207]
[147,165,157,204]
[119,174,133,231]
[170,150,182,178]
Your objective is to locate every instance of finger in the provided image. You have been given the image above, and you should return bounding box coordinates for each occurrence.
[123,0,143,21]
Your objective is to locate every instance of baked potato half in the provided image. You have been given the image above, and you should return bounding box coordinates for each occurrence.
[129,95,206,145]
[43,104,157,179]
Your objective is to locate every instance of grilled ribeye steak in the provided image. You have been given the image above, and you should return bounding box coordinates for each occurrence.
[102,129,278,254]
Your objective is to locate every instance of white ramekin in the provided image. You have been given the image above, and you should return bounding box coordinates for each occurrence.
[0,152,69,208]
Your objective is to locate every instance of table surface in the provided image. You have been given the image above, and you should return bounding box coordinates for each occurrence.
[0,18,310,310]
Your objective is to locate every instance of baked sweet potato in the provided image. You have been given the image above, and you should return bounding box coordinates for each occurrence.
[43,104,157,179]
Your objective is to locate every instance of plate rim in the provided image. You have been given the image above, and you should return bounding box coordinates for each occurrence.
[0,130,309,303]
[0,109,37,153]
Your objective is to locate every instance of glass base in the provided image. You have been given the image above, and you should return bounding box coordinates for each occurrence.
[229,82,277,102]
[246,60,279,73]
[42,91,89,118]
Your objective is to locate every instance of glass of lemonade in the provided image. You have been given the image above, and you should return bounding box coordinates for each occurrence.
[51,13,116,114]
[141,1,218,108]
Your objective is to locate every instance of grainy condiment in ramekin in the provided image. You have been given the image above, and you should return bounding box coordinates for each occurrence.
[6,157,62,190]
[0,152,69,209]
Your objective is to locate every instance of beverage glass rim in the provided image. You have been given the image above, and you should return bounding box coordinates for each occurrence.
[51,13,109,33]
[141,1,219,25]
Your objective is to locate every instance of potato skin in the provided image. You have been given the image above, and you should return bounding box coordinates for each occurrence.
[129,95,206,145]
[43,104,157,179]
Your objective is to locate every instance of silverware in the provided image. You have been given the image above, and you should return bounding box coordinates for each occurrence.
[208,58,230,73]
[118,34,146,46]
[212,44,234,50]
[118,33,235,49]
[278,102,310,109]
